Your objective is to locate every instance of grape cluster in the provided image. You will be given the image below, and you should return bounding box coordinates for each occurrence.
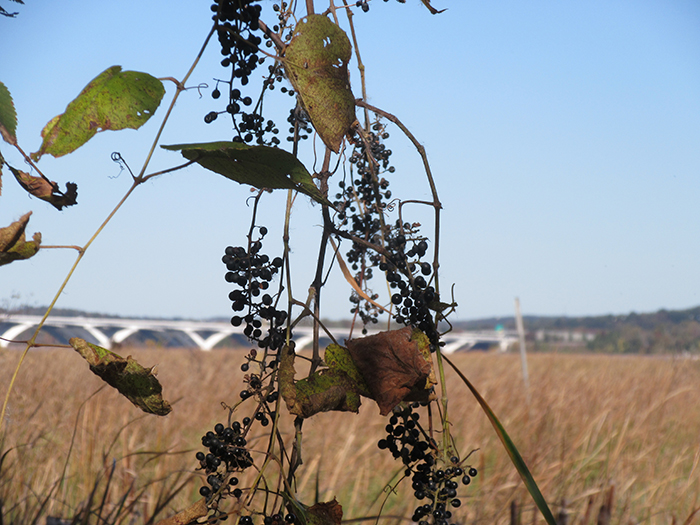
[380,224,439,345]
[196,420,253,500]
[377,404,477,524]
[207,0,288,146]
[377,404,434,466]
[333,123,440,342]
[333,124,396,328]
[223,228,288,351]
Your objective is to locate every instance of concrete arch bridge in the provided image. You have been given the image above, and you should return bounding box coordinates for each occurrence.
[0,315,517,353]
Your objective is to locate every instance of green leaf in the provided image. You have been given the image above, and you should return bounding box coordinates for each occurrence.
[442,354,557,525]
[0,212,41,266]
[0,81,17,145]
[32,66,165,160]
[70,337,172,416]
[283,15,356,153]
[162,141,330,205]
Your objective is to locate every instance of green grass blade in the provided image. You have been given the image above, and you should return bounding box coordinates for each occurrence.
[442,353,557,525]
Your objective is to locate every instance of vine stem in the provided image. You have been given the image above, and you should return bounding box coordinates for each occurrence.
[0,181,137,432]
[310,147,333,374]
[0,26,216,434]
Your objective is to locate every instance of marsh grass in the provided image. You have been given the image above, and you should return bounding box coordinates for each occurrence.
[1,348,698,524]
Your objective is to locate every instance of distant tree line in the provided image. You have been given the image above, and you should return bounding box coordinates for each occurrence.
[454,306,700,354]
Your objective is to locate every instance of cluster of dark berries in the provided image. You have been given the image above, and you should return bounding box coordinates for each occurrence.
[377,405,477,524]
[410,462,478,522]
[211,0,262,84]
[332,123,396,328]
[286,106,314,144]
[380,223,439,344]
[263,513,297,525]
[223,227,288,350]
[377,404,434,466]
[355,0,413,14]
[207,0,287,146]
[239,361,280,420]
[196,421,253,500]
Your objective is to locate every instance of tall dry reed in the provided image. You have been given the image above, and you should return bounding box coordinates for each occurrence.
[1,348,698,524]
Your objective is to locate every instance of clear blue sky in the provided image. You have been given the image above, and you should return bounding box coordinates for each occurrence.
[1,0,699,321]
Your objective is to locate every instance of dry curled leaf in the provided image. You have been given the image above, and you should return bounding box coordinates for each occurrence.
[154,498,208,525]
[0,211,41,266]
[10,164,77,210]
[306,499,343,525]
[279,344,362,418]
[346,327,436,416]
[70,338,172,416]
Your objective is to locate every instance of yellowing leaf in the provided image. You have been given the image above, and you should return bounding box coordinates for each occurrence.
[283,15,356,153]
[32,66,164,160]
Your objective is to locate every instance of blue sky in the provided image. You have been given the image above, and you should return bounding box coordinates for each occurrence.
[1,0,699,321]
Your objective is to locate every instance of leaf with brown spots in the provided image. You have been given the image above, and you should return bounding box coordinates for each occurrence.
[346,327,436,416]
[283,15,355,153]
[31,66,164,161]
[284,497,343,525]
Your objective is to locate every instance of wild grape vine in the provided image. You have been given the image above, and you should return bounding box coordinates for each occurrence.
[189,1,477,525]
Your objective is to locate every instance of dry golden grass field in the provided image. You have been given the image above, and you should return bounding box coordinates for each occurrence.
[1,347,699,524]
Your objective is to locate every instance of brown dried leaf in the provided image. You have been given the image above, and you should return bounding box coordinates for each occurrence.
[154,498,208,525]
[306,499,343,525]
[346,327,436,416]
[9,164,77,210]
[420,0,446,14]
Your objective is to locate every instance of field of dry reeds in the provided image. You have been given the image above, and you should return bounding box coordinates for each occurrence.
[1,347,699,524]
